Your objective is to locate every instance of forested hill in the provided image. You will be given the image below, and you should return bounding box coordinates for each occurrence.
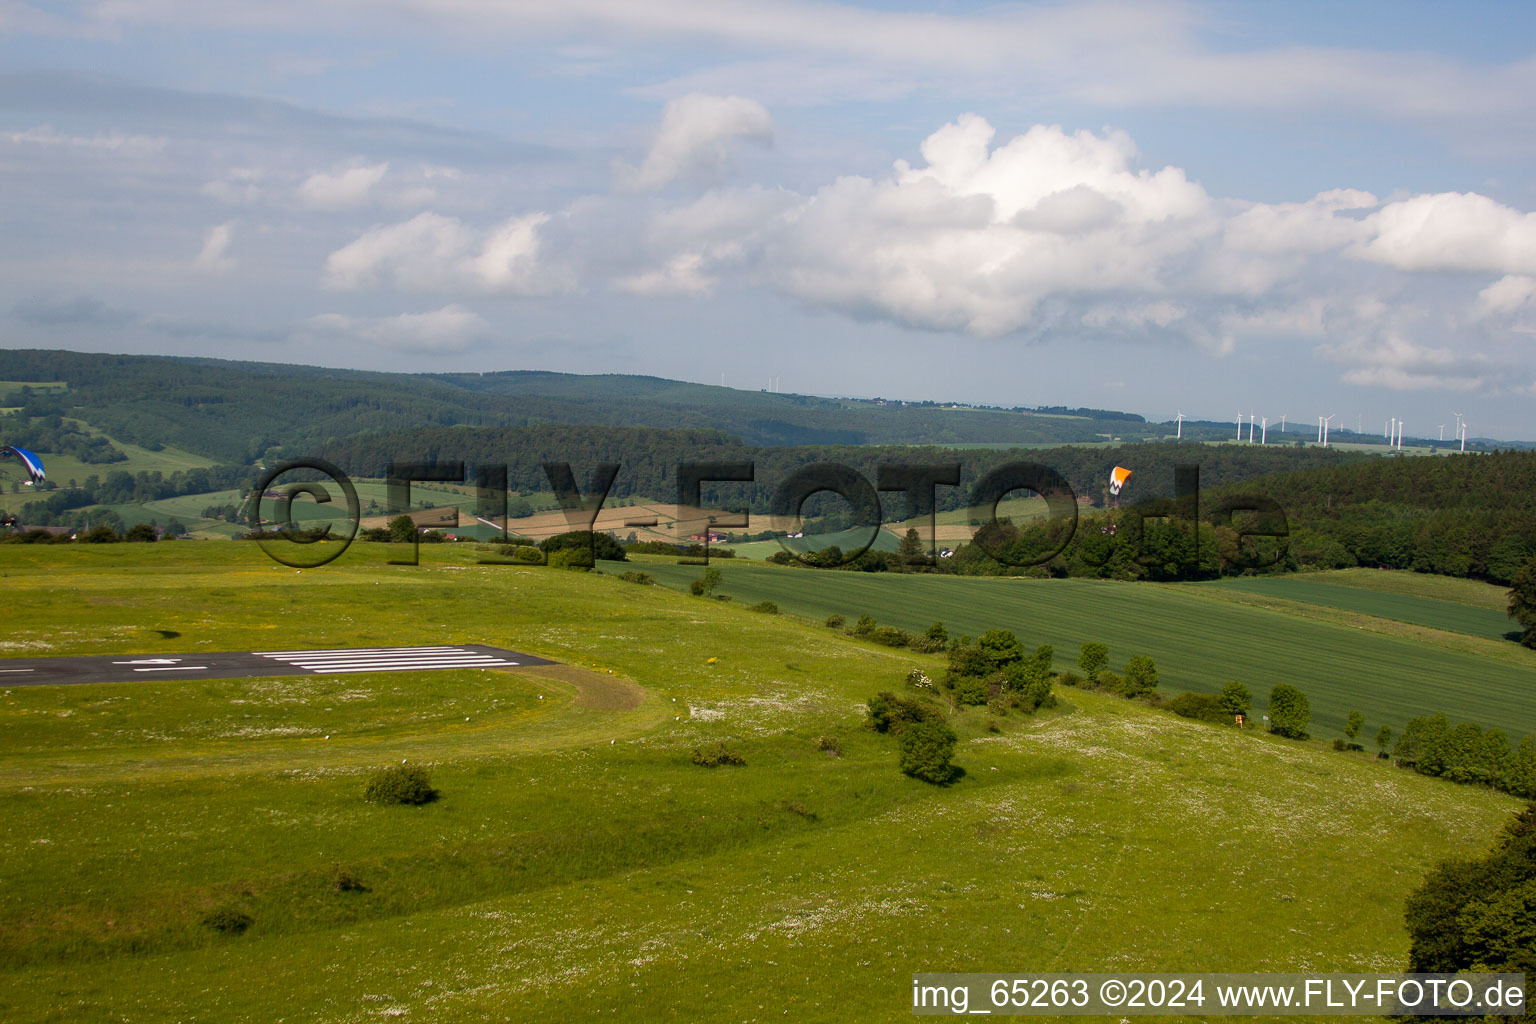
[0,349,1210,463]
[1204,449,1536,583]
[319,426,1371,513]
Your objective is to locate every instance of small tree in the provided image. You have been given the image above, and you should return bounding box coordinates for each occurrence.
[386,514,417,543]
[125,523,158,542]
[1218,681,1251,718]
[1077,641,1108,683]
[1376,724,1393,758]
[1267,684,1311,739]
[690,566,722,596]
[1344,710,1365,742]
[898,718,958,784]
[898,527,924,563]
[1508,557,1536,649]
[1122,655,1159,697]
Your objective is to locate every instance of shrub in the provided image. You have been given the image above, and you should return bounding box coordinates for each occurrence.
[548,548,592,571]
[1168,691,1225,722]
[1122,655,1159,697]
[1055,671,1083,687]
[201,906,253,934]
[906,633,947,653]
[1332,737,1348,751]
[905,669,934,690]
[332,869,369,893]
[1094,670,1122,692]
[850,614,877,636]
[815,734,841,757]
[868,625,912,647]
[79,525,120,543]
[950,674,990,706]
[866,691,938,733]
[691,742,745,767]
[1077,641,1109,682]
[824,613,846,630]
[1267,684,1311,739]
[497,544,545,564]
[539,530,626,561]
[1218,681,1251,717]
[898,718,958,784]
[124,523,158,542]
[748,601,779,614]
[617,570,655,585]
[1012,678,1055,713]
[690,566,722,595]
[363,765,438,805]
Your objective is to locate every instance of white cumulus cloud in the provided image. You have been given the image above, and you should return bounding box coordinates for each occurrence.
[620,92,773,192]
[322,211,561,294]
[193,222,235,273]
[304,304,490,352]
[299,162,389,209]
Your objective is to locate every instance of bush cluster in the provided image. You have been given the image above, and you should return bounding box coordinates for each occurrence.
[363,765,438,805]
[201,906,253,935]
[691,742,746,767]
[866,691,940,733]
[617,570,655,585]
[1395,713,1536,797]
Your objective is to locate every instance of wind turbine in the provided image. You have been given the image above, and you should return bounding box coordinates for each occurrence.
[1249,411,1256,442]
[1317,416,1324,444]
[1439,424,1445,442]
[1237,412,1243,441]
[1175,411,1184,439]
[1459,421,1468,453]
[1322,414,1336,448]
[1261,416,1268,444]
[1280,413,1286,433]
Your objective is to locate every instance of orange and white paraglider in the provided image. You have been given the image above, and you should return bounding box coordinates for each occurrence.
[1108,465,1132,496]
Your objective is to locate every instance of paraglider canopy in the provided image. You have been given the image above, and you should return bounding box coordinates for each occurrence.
[0,445,46,485]
[1108,465,1132,496]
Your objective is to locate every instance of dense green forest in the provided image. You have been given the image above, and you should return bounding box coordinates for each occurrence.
[0,349,1213,460]
[315,427,1371,517]
[3,350,1531,589]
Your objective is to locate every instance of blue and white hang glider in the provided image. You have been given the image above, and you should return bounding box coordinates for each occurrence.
[0,445,46,485]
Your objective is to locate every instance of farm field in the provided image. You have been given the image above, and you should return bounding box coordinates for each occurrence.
[1197,574,1514,641]
[0,542,1522,1022]
[639,561,1536,740]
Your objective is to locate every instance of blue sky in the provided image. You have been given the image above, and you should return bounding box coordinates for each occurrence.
[3,1,1535,440]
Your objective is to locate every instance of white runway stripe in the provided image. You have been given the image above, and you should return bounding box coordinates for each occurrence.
[304,661,518,674]
[286,658,513,670]
[249,646,520,674]
[252,646,462,656]
[134,665,209,672]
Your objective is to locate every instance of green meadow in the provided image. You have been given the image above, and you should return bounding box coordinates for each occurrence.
[0,543,1525,1022]
[639,561,1536,740]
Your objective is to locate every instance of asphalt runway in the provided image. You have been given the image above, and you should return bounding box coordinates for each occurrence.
[0,645,553,687]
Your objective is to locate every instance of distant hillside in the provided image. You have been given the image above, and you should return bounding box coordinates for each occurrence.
[0,349,1218,463]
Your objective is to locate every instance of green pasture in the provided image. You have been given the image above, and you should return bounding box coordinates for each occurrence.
[640,562,1536,740]
[0,543,1524,1022]
[1198,574,1514,641]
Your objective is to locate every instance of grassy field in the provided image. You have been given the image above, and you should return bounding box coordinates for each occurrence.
[638,562,1536,740]
[1198,574,1514,641]
[0,544,1524,1022]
